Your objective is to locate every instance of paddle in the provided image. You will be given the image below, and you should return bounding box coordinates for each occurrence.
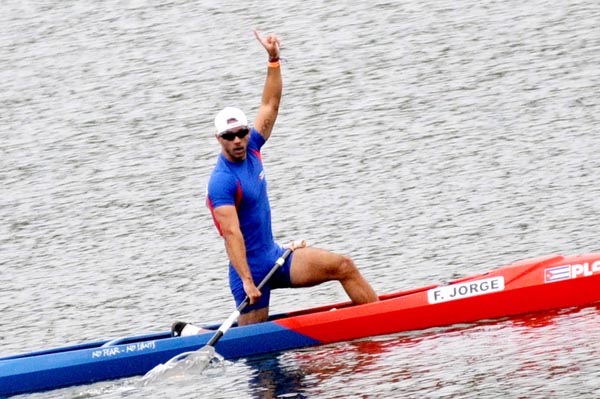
[142,240,307,383]
[204,239,306,348]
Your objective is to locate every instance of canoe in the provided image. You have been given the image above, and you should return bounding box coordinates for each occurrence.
[1,252,600,396]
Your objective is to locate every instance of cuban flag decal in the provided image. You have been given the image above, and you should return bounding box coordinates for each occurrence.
[544,265,571,283]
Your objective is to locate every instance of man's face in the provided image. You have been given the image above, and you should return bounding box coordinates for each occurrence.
[217,126,250,162]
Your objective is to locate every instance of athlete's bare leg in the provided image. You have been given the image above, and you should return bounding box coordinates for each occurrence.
[289,247,378,304]
[237,307,269,325]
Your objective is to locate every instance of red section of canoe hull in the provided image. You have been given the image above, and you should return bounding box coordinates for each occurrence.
[276,254,600,343]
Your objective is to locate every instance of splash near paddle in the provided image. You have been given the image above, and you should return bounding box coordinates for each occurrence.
[141,346,223,385]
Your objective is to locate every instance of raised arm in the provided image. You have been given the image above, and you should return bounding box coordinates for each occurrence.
[253,29,282,141]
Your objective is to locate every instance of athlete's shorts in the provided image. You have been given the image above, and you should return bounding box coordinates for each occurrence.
[229,245,295,314]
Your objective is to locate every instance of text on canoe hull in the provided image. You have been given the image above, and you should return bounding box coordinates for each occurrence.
[92,341,156,358]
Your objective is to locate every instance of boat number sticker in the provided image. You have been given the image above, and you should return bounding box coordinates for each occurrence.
[427,276,505,304]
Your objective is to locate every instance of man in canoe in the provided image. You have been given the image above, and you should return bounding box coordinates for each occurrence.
[176,30,378,335]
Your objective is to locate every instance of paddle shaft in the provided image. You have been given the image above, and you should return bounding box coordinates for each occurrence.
[205,241,305,348]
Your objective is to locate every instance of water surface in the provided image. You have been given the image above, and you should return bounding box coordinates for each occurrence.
[1,0,599,397]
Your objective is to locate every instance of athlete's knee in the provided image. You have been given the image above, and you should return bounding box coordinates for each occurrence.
[337,255,360,280]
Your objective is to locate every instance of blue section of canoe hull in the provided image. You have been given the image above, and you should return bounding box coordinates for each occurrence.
[0,321,320,397]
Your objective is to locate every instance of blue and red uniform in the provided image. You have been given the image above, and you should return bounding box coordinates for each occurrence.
[206,129,293,312]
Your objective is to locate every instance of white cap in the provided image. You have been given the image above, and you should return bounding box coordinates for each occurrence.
[214,107,249,135]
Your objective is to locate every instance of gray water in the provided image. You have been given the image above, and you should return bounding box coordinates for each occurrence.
[1,0,599,398]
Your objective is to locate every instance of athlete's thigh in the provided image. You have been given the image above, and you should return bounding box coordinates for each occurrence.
[289,246,343,287]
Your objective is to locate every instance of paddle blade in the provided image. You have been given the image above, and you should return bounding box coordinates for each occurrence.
[140,346,223,385]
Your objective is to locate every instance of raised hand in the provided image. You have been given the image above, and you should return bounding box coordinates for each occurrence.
[253,28,280,59]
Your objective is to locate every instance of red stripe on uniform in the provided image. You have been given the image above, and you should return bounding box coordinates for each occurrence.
[251,149,262,163]
[206,197,224,236]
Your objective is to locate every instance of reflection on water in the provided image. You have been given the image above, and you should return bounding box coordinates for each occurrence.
[247,356,307,399]
[246,339,390,399]
[244,305,600,398]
